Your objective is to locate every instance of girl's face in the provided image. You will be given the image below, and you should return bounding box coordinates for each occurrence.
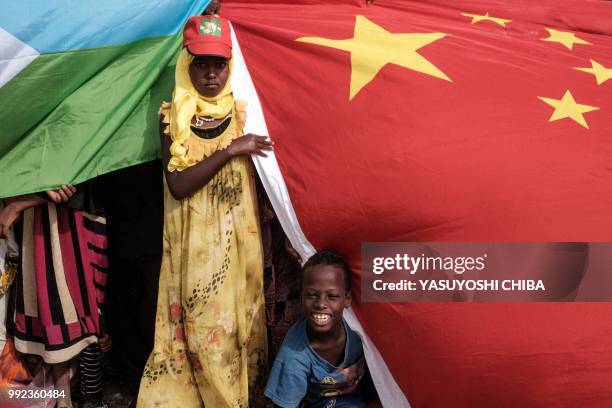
[189,55,229,98]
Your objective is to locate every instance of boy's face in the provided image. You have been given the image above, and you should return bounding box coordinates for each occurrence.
[189,55,229,98]
[302,264,351,334]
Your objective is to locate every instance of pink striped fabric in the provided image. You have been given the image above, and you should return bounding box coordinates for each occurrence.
[13,204,107,363]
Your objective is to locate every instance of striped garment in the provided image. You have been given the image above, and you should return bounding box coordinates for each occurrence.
[12,203,107,363]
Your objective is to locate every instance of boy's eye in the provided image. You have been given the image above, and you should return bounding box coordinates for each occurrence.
[216,62,227,69]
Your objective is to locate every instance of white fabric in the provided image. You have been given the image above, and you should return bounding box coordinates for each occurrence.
[229,28,313,263]
[0,26,39,88]
[229,23,410,408]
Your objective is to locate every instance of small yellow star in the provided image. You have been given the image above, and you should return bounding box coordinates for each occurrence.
[460,12,511,27]
[537,90,599,129]
[541,28,590,50]
[296,16,450,100]
[574,59,612,85]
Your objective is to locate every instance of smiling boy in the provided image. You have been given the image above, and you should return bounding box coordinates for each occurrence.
[265,251,379,408]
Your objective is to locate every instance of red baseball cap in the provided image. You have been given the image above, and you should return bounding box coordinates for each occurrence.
[183,15,232,58]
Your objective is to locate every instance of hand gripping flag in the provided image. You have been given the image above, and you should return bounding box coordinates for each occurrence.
[223,0,612,407]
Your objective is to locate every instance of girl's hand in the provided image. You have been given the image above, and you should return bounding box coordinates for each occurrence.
[227,134,273,157]
[0,203,22,239]
[46,184,77,203]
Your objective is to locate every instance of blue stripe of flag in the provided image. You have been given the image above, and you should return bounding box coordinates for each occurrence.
[0,0,210,54]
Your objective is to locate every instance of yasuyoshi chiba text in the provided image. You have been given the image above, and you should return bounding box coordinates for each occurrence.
[372,279,546,291]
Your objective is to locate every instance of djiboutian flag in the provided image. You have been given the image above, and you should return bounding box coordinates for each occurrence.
[0,0,208,196]
[3,0,612,407]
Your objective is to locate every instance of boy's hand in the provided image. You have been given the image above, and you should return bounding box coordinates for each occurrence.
[46,184,77,203]
[228,134,274,157]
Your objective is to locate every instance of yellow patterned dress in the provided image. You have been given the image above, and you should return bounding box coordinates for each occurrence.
[138,102,267,408]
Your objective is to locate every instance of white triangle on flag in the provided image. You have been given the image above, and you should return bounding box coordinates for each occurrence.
[0,27,39,88]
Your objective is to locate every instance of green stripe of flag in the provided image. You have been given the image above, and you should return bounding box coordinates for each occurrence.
[0,34,181,197]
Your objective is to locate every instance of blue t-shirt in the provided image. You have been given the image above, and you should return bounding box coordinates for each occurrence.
[265,317,367,408]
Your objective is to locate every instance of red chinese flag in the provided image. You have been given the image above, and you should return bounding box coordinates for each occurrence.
[224,0,612,406]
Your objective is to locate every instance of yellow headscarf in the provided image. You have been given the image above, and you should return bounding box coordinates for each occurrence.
[167,48,234,172]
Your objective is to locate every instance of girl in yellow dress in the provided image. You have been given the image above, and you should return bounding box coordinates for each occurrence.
[138,15,272,408]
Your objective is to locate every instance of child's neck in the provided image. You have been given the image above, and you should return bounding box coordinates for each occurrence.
[307,321,347,366]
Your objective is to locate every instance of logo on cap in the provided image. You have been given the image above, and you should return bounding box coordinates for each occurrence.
[200,18,222,37]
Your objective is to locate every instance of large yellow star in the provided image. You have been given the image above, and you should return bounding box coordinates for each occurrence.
[541,28,590,50]
[537,90,599,129]
[296,16,451,100]
[461,12,511,27]
[574,59,612,85]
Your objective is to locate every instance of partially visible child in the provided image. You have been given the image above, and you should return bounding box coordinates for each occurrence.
[265,251,381,408]
[0,202,19,353]
[0,184,109,408]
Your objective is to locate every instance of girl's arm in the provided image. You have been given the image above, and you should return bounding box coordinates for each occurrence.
[0,194,44,238]
[0,185,76,238]
[161,121,273,200]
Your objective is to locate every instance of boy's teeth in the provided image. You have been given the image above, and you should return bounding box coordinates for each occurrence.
[313,313,330,322]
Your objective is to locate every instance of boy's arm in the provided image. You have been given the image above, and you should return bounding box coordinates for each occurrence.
[264,356,310,408]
